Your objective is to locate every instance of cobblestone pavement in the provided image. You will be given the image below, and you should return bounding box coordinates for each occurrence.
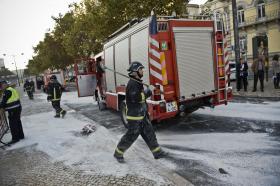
[0,145,158,186]
[0,88,178,186]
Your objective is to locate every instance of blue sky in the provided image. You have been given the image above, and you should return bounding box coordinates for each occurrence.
[0,0,207,71]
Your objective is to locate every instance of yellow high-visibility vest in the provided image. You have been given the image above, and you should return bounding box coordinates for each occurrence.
[6,87,20,104]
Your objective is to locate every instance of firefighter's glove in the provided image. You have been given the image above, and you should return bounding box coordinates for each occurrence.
[47,96,51,102]
[144,87,152,98]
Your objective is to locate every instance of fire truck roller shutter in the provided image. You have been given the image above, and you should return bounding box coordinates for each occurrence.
[104,46,116,92]
[173,27,215,98]
[115,38,129,86]
[130,27,150,84]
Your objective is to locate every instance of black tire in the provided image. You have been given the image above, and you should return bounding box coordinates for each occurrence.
[120,101,128,129]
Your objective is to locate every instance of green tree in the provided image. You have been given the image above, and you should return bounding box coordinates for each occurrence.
[31,32,73,72]
[0,68,14,76]
[28,0,188,73]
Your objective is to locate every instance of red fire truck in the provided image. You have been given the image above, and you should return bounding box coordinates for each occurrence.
[74,56,105,98]
[74,58,96,97]
[92,13,232,125]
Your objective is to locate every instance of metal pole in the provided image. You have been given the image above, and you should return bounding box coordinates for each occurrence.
[232,0,241,90]
[12,55,20,86]
[104,66,150,87]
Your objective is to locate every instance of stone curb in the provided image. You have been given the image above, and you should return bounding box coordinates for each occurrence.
[153,163,194,186]
[232,93,280,101]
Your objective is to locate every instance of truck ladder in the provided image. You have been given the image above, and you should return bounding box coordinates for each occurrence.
[213,12,227,103]
[223,12,232,88]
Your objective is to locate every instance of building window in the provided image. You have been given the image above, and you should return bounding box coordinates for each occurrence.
[257,0,265,19]
[214,12,223,31]
[224,12,230,32]
[238,7,245,24]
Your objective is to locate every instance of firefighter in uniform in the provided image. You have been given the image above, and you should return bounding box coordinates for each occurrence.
[0,80,24,144]
[114,61,166,163]
[30,79,35,93]
[47,75,66,118]
[23,79,33,99]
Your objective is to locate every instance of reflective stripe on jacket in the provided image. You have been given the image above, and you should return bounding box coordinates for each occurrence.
[6,87,21,110]
[47,81,62,101]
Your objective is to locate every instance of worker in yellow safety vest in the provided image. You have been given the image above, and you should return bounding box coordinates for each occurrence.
[0,80,24,144]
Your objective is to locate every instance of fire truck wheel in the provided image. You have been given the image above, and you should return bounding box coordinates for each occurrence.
[120,101,128,129]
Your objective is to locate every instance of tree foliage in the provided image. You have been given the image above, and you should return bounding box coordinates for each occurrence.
[0,68,14,76]
[28,0,188,73]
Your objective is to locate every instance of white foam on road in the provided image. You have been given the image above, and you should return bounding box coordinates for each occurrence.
[158,132,280,186]
[6,107,169,185]
[37,91,97,105]
[196,101,280,121]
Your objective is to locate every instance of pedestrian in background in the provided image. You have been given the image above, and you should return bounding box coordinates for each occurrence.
[30,79,35,93]
[113,61,166,163]
[0,80,24,144]
[257,41,269,82]
[272,54,280,89]
[240,58,248,91]
[23,79,33,100]
[47,75,66,118]
[252,54,265,92]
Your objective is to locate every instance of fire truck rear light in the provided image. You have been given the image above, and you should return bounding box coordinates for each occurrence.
[153,84,161,101]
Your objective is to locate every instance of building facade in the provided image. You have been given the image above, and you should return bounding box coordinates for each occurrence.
[200,0,280,70]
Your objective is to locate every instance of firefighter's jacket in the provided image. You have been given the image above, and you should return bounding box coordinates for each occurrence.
[47,81,62,101]
[0,87,21,110]
[24,81,32,92]
[126,78,149,121]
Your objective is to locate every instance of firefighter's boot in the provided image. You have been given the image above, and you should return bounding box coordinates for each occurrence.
[61,110,67,118]
[153,148,168,159]
[54,114,60,118]
[114,148,124,163]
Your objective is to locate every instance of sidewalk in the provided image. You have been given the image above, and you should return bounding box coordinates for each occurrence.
[230,78,280,99]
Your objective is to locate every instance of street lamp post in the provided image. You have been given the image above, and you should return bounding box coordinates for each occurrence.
[3,53,24,86]
[232,0,241,90]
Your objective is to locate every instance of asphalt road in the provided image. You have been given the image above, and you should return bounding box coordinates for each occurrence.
[67,97,280,186]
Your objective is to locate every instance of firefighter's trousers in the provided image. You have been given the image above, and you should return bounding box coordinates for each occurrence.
[8,106,24,141]
[51,100,63,116]
[116,116,160,156]
[27,90,33,99]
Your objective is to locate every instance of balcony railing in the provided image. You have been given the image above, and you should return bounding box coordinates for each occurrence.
[238,9,280,28]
